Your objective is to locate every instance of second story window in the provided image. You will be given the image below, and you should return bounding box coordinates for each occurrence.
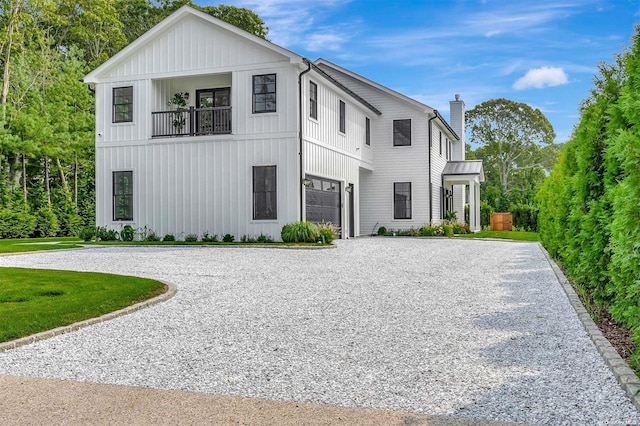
[393,119,411,146]
[113,86,133,123]
[253,74,276,113]
[310,81,318,119]
[339,100,346,133]
[366,117,370,146]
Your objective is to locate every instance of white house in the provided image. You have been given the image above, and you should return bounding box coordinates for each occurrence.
[84,6,483,240]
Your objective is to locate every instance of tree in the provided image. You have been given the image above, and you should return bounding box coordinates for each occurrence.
[466,98,556,209]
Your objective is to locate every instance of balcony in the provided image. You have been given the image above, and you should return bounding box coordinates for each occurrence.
[152,106,231,138]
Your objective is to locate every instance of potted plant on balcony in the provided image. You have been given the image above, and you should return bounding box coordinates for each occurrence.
[168,92,190,134]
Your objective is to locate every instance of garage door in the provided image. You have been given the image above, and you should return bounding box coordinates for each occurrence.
[305,176,341,226]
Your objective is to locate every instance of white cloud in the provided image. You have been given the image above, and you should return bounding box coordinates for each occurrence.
[513,66,569,90]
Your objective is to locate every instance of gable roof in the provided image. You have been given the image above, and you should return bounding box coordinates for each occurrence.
[306,60,381,116]
[315,58,433,114]
[315,58,459,140]
[85,5,303,83]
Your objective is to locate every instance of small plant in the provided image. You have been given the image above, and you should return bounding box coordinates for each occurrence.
[256,233,274,243]
[240,235,257,243]
[96,226,118,241]
[222,233,235,242]
[184,233,198,242]
[163,234,176,241]
[444,210,458,222]
[78,227,95,242]
[201,232,218,242]
[317,221,339,244]
[281,221,319,243]
[143,230,161,242]
[120,225,135,242]
[377,226,387,236]
[443,223,454,237]
[168,92,190,132]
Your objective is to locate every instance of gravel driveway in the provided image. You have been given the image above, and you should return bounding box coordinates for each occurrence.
[0,238,638,424]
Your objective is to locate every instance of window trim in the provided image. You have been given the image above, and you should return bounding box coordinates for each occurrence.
[252,73,277,114]
[339,100,346,133]
[365,117,371,146]
[309,81,318,120]
[112,86,133,123]
[112,170,133,221]
[439,131,443,156]
[393,182,412,220]
[393,119,411,146]
[253,165,277,220]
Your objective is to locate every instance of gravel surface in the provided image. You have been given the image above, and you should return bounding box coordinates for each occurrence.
[0,238,638,425]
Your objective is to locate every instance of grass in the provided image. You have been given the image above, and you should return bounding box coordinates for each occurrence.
[0,237,84,253]
[0,267,166,343]
[456,230,540,242]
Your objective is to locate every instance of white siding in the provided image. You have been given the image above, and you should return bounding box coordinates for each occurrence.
[300,72,374,237]
[99,15,292,80]
[96,136,299,240]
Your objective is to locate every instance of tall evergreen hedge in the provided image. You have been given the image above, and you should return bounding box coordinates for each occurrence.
[537,26,640,369]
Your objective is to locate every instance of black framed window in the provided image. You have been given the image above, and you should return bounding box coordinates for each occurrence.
[365,117,370,146]
[113,171,133,221]
[394,182,412,219]
[310,81,318,119]
[339,100,346,133]
[253,165,277,220]
[439,131,443,155]
[252,74,276,113]
[113,86,133,123]
[393,119,411,146]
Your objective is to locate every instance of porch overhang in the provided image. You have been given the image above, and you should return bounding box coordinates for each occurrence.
[442,160,484,232]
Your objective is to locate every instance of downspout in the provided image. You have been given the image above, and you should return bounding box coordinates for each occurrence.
[428,110,438,224]
[298,59,312,221]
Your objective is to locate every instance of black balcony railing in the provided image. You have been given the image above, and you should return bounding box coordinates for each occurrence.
[152,106,231,137]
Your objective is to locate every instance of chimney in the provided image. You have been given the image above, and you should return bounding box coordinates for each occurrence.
[449,94,465,161]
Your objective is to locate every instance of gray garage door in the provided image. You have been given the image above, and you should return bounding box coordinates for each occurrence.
[306,176,341,227]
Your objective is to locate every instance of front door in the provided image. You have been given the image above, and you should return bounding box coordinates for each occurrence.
[196,88,230,134]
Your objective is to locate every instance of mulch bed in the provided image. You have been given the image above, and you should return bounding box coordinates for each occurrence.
[596,309,636,363]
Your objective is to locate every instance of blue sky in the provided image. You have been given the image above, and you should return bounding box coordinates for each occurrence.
[199,0,639,145]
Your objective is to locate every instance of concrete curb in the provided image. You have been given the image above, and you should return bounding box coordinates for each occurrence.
[539,243,640,411]
[0,281,177,353]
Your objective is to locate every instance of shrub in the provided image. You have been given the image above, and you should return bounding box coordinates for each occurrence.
[240,235,256,243]
[452,222,465,234]
[78,227,95,242]
[96,226,118,241]
[377,226,387,236]
[184,233,198,242]
[34,206,60,237]
[163,234,176,242]
[222,233,235,242]
[317,222,339,244]
[480,201,493,229]
[120,225,135,242]
[281,221,318,243]
[444,210,457,222]
[143,230,161,242]
[442,223,454,237]
[256,233,273,243]
[201,232,218,242]
[0,206,36,238]
[510,203,538,232]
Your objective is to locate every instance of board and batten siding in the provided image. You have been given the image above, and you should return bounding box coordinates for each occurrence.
[99,14,293,80]
[301,73,374,237]
[96,136,299,239]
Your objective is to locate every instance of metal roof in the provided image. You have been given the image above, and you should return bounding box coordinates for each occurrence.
[442,160,485,180]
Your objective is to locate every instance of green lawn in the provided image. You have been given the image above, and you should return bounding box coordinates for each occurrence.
[0,237,84,254]
[0,267,166,343]
[456,230,540,242]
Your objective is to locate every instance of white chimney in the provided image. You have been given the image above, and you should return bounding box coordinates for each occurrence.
[449,94,465,161]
